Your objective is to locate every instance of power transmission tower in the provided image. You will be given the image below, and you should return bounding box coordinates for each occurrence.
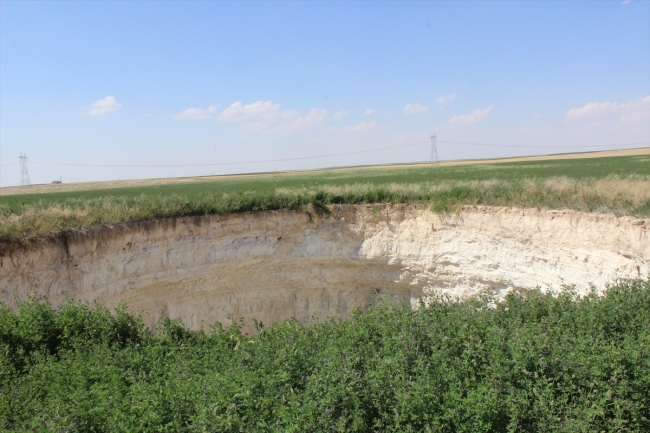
[430,133,439,163]
[19,154,31,186]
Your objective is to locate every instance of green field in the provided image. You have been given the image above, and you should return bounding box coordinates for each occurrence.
[2,278,649,432]
[1,155,649,242]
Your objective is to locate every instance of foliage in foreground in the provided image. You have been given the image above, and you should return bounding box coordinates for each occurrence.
[1,278,649,432]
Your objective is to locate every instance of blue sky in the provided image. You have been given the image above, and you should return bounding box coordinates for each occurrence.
[1,1,649,186]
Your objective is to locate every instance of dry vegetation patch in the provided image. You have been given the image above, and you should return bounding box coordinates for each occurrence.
[1,174,649,244]
[2,154,649,243]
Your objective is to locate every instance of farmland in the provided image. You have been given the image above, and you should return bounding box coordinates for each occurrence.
[1,153,649,243]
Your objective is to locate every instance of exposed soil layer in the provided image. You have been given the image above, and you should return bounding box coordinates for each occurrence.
[1,205,648,333]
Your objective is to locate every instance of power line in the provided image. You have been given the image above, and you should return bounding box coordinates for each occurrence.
[29,140,430,168]
[437,140,650,148]
[15,139,650,169]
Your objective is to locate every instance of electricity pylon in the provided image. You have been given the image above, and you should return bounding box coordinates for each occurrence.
[19,154,31,186]
[430,133,439,163]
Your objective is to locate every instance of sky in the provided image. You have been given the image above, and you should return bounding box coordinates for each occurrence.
[1,1,649,186]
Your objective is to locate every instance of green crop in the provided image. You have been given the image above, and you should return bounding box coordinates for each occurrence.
[1,278,649,432]
[1,154,650,243]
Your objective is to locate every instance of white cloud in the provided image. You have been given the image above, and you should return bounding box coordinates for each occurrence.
[345,121,376,132]
[448,105,494,125]
[620,109,649,124]
[332,110,350,120]
[301,107,328,124]
[365,108,378,115]
[403,103,429,115]
[532,114,542,119]
[622,0,631,5]
[436,93,457,105]
[218,101,281,122]
[216,100,328,136]
[173,105,218,120]
[88,96,121,116]
[269,108,328,134]
[566,96,649,124]
[566,101,618,119]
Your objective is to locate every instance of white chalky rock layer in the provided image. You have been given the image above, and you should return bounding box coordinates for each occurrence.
[1,205,648,333]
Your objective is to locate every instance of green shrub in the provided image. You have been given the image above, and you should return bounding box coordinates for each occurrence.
[1,278,649,432]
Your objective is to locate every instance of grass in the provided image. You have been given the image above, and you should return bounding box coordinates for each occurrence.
[1,277,649,432]
[1,155,649,243]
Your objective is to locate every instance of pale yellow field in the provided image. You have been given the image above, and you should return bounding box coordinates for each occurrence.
[1,147,647,197]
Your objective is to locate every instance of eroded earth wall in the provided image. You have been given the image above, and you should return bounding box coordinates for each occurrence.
[1,205,648,333]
